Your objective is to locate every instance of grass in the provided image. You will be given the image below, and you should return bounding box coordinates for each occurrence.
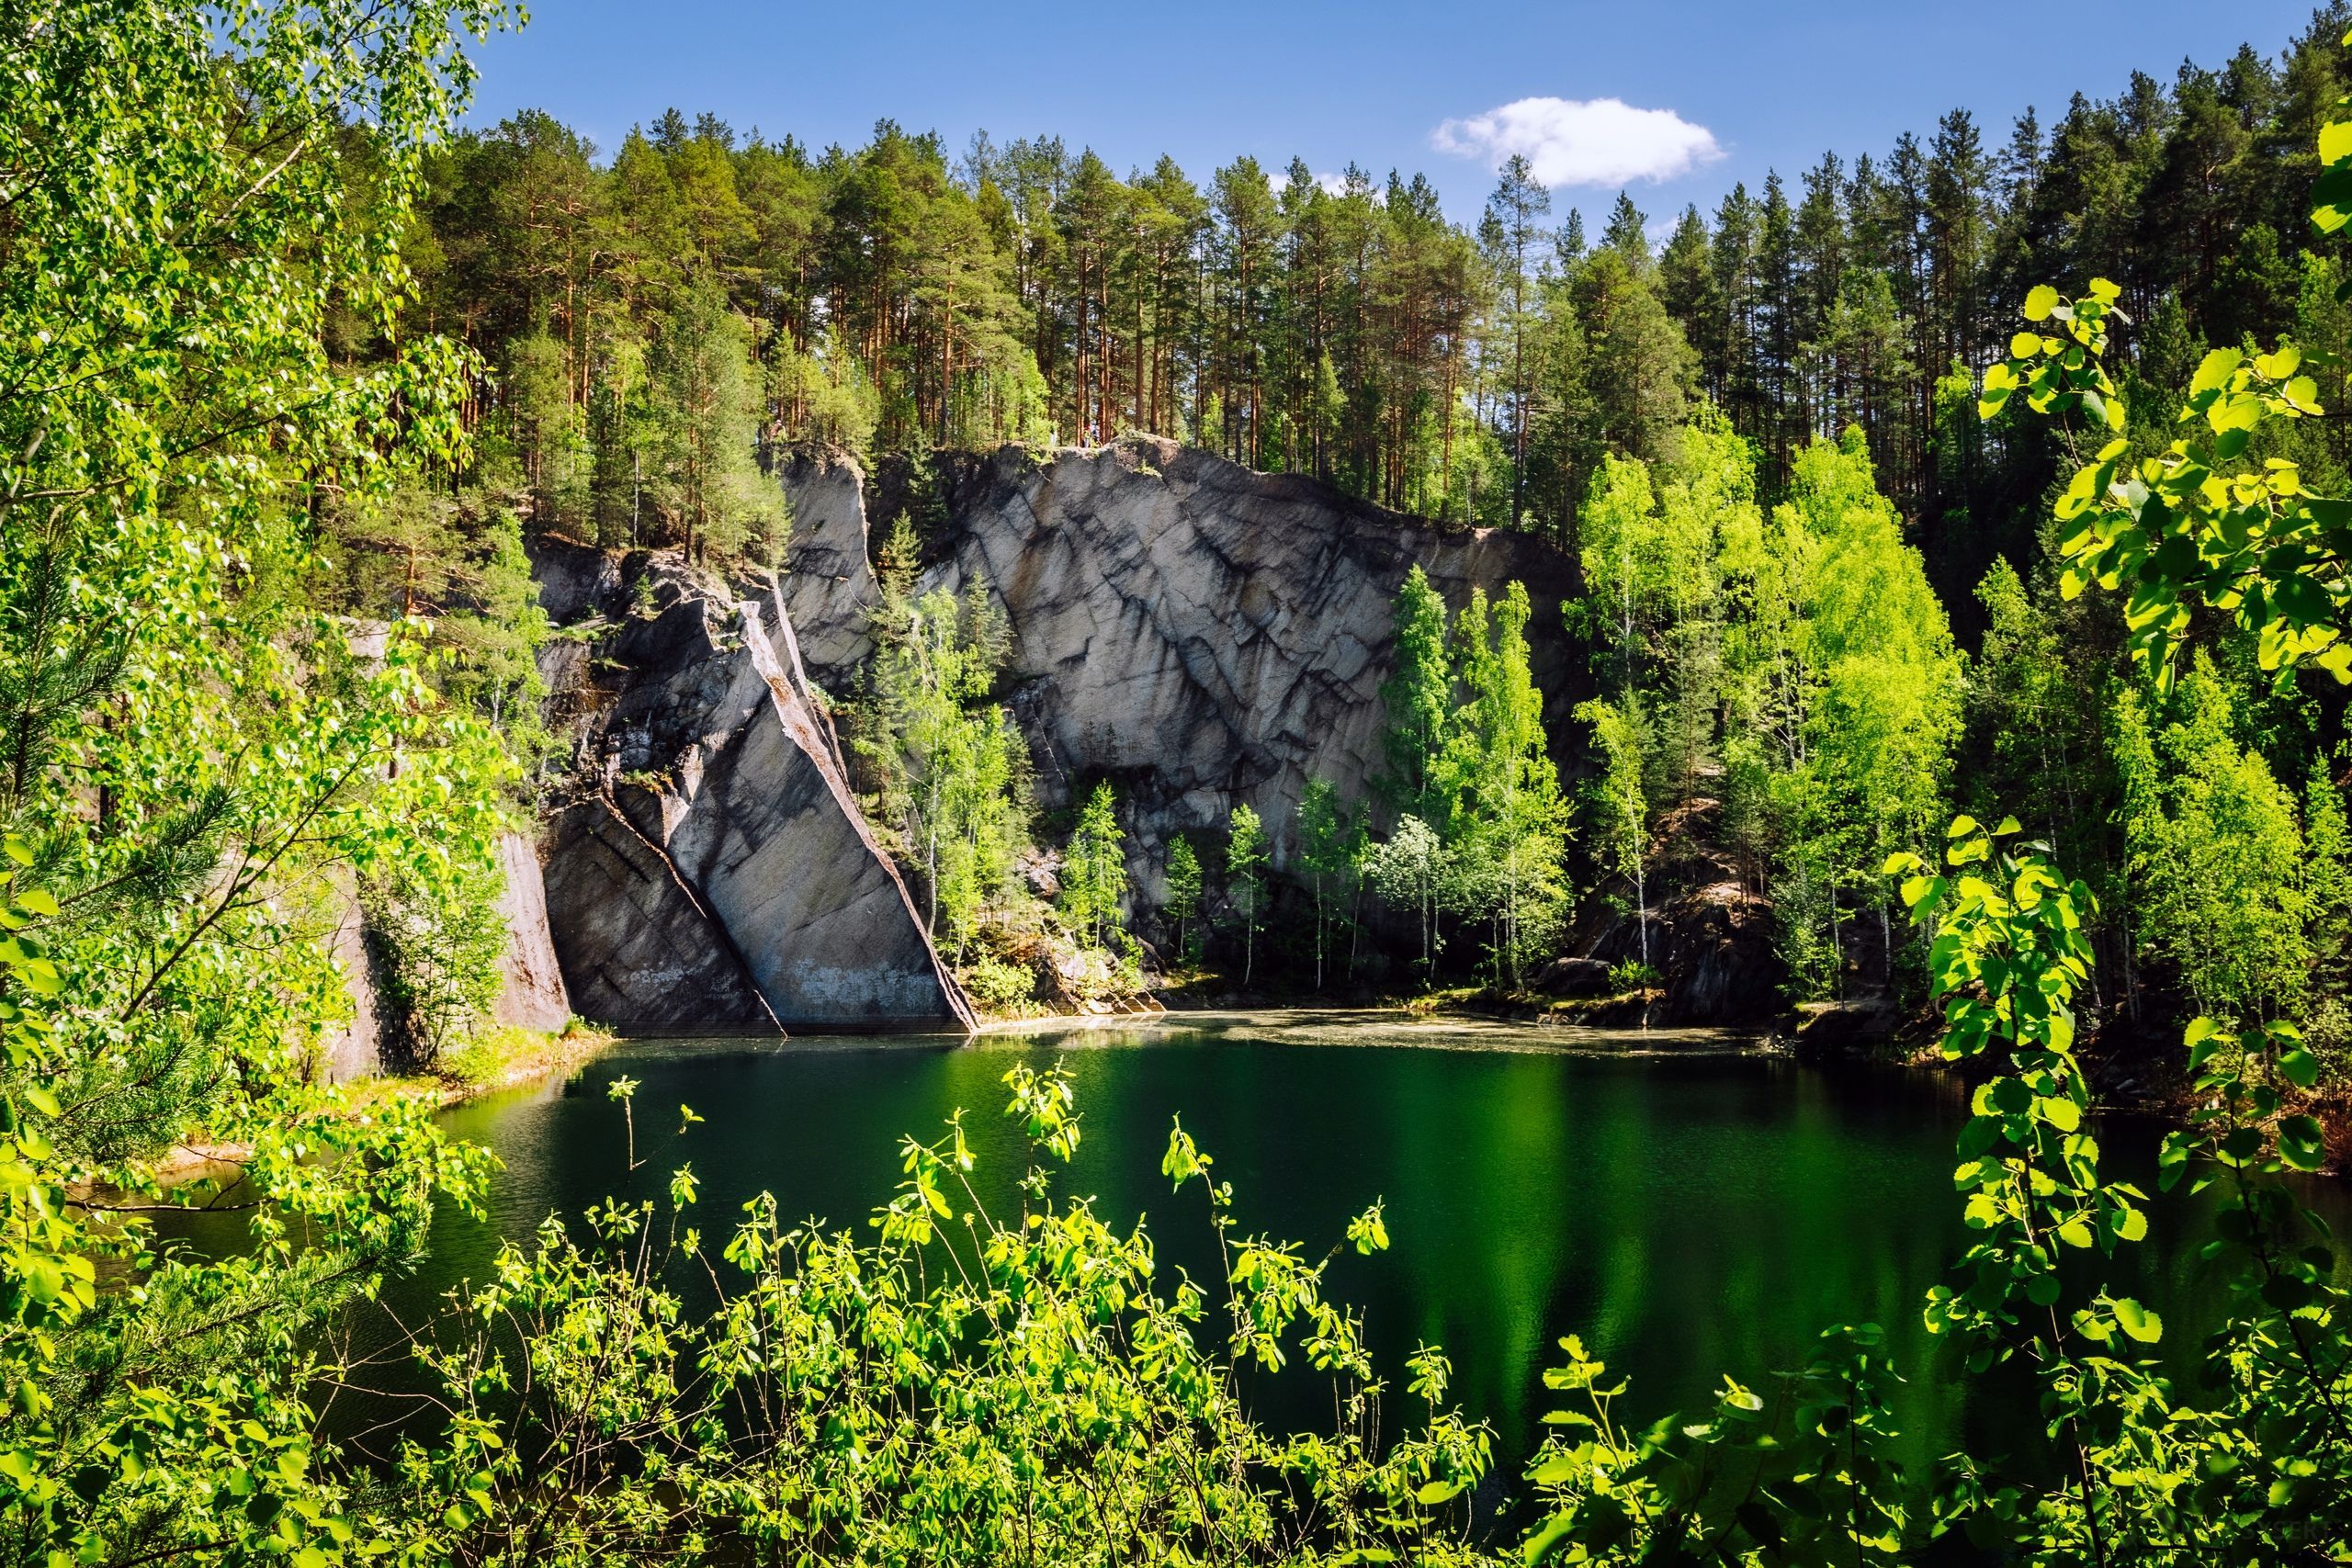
[351,1019,617,1112]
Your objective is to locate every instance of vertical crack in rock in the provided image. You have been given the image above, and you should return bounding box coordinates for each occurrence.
[664,603,975,1032]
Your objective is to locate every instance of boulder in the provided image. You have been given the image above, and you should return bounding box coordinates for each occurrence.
[1792,997,1900,1056]
[1532,955,1613,998]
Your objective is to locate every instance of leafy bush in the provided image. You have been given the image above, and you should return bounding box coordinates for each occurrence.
[1515,818,2352,1562]
[958,952,1036,1012]
[386,1066,1496,1563]
[1605,957,1660,994]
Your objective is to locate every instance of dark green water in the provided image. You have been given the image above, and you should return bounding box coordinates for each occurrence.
[382,1011,2349,1481]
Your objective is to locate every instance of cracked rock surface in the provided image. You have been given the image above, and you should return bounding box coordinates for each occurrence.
[779,437,1586,897]
[532,543,971,1032]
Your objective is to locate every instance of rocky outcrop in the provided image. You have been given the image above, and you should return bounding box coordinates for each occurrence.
[318,839,574,1080]
[490,831,573,1032]
[1792,996,1900,1058]
[531,547,973,1034]
[773,448,880,677]
[778,438,1585,901]
[1655,879,1781,1023]
[1532,955,1613,999]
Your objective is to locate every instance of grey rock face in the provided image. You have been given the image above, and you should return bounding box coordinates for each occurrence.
[489,831,574,1032]
[538,791,774,1030]
[319,837,575,1079]
[531,550,972,1033]
[780,437,1586,900]
[320,874,386,1083]
[772,449,879,678]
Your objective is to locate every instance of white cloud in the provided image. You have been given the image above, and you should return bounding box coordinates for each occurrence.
[1431,96,1722,189]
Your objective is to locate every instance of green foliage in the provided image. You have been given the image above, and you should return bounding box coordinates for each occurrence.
[2111,660,2312,1022]
[1444,584,1573,986]
[1058,780,1127,952]
[1579,421,1960,999]
[362,841,511,1070]
[1225,804,1269,985]
[0,5,520,1562]
[1163,834,1204,965]
[1576,695,1652,971]
[958,951,1037,1012]
[1604,957,1659,994]
[21,4,2352,1563]
[392,8,2352,585]
[767,331,882,468]
[1378,565,1453,825]
[1370,573,1569,988]
[317,478,555,766]
[1296,777,1365,991]
[1982,265,2347,686]
[1365,815,1451,981]
[1573,423,1736,728]
[348,1066,1501,1563]
[505,323,592,520]
[1520,820,2352,1563]
[2306,766,2352,1007]
[853,582,1029,955]
[647,276,784,563]
[1961,556,2106,878]
[1523,1324,1913,1565]
[1722,430,1963,996]
[1891,824,2352,1560]
[1890,819,2122,1351]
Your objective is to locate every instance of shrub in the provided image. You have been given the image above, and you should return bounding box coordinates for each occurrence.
[959,953,1037,1013]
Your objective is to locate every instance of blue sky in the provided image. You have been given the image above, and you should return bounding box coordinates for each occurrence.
[462,1,2326,231]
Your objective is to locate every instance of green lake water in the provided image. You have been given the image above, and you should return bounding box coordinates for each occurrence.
[365,1010,2352,1494]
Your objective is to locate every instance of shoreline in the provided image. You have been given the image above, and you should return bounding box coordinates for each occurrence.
[122,1024,618,1194]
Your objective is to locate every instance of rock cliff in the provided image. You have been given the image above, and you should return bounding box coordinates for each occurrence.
[318,833,573,1081]
[523,440,1792,1030]
[489,831,574,1033]
[531,544,973,1034]
[776,437,1586,898]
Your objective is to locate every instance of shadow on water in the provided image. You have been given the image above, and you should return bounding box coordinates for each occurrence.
[165,1010,2352,1495]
